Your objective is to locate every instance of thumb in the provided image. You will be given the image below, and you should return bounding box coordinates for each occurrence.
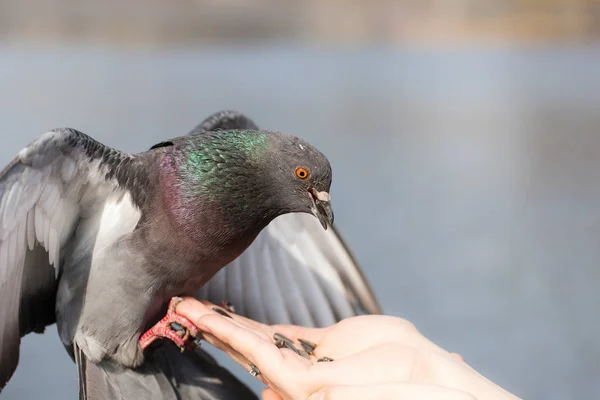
[261,388,283,400]
[308,383,476,400]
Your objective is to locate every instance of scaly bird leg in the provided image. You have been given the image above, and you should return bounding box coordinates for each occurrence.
[139,297,200,351]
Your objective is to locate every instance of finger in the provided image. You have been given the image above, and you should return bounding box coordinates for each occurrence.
[261,388,284,400]
[178,298,277,339]
[177,298,218,322]
[177,299,310,387]
[196,310,319,361]
[178,298,275,343]
[201,332,248,366]
[201,331,275,387]
[178,298,245,326]
[193,313,312,383]
[309,383,476,400]
[197,299,274,331]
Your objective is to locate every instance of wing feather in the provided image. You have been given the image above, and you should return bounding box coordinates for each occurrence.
[241,240,268,324]
[26,210,35,250]
[0,128,146,390]
[270,237,313,326]
[293,227,355,321]
[260,238,291,324]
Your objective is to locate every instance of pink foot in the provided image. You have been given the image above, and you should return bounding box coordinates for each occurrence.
[139,297,200,351]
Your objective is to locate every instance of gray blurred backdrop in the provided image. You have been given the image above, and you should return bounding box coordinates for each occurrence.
[1,1,600,399]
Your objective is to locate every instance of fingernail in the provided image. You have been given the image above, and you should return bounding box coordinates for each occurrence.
[308,393,325,400]
[298,338,316,355]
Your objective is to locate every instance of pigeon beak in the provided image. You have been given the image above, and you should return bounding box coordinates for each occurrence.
[309,188,334,229]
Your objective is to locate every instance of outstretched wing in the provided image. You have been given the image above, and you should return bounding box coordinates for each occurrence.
[0,128,147,390]
[191,111,382,327]
[197,213,381,327]
[188,109,259,134]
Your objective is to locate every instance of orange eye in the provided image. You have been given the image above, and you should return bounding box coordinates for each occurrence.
[295,167,309,179]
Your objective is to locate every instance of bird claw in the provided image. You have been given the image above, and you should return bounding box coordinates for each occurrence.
[139,297,200,351]
[170,322,202,351]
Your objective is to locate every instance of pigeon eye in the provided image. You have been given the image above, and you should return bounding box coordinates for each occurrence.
[295,167,309,179]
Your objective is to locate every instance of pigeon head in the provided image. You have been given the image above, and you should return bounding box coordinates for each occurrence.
[159,129,333,252]
[261,130,334,229]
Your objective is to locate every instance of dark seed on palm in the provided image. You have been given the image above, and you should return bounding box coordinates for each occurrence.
[282,341,302,355]
[212,307,233,319]
[298,338,316,349]
[273,333,310,359]
[273,333,296,348]
[298,338,317,354]
[299,343,313,355]
[317,357,334,362]
[273,333,293,343]
[298,349,310,358]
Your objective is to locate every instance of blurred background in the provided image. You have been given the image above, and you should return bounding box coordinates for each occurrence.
[1,0,599,399]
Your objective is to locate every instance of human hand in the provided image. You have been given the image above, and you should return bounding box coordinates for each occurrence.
[176,298,520,400]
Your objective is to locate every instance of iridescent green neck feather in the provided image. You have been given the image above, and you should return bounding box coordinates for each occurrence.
[179,130,270,202]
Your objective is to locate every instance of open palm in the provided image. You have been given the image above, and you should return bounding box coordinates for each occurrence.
[177,299,518,400]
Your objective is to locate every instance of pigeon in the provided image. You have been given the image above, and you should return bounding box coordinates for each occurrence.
[0,111,382,399]
[0,125,334,395]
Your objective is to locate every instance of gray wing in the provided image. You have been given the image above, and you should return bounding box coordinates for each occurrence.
[75,344,257,400]
[0,128,146,390]
[198,214,381,327]
[188,109,259,134]
[191,111,381,327]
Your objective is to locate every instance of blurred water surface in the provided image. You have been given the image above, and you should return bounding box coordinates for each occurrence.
[1,44,599,399]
